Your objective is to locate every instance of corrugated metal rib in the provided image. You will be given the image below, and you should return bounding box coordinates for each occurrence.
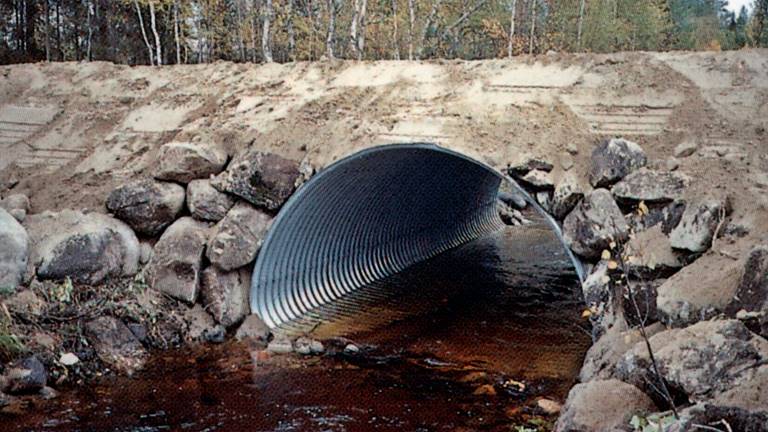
[250,143,582,329]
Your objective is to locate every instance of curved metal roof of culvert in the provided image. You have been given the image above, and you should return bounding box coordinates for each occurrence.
[250,143,584,329]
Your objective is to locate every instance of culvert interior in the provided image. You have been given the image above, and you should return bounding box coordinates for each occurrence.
[251,143,584,332]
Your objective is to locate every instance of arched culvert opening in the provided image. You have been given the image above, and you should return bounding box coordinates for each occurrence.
[251,143,584,333]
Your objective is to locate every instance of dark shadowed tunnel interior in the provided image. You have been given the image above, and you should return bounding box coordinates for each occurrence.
[251,143,585,333]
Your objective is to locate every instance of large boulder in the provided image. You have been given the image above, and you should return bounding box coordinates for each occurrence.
[518,169,555,190]
[616,319,768,400]
[206,202,272,271]
[669,194,730,253]
[105,179,185,236]
[145,217,209,303]
[85,316,147,375]
[656,252,742,326]
[186,179,237,222]
[550,173,584,220]
[200,266,251,328]
[611,168,689,203]
[563,189,629,259]
[624,225,683,277]
[2,356,47,394]
[508,154,554,176]
[211,150,299,211]
[24,210,139,285]
[555,379,656,432]
[579,323,665,382]
[154,141,228,184]
[728,246,768,337]
[0,208,28,290]
[589,138,647,187]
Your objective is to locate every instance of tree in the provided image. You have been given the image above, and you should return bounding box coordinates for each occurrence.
[263,0,274,62]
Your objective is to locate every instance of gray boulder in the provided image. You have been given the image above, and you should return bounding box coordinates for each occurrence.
[579,323,665,382]
[2,356,47,394]
[0,208,28,290]
[211,150,299,211]
[589,138,647,187]
[580,261,626,337]
[656,252,742,326]
[207,202,272,271]
[616,319,768,399]
[550,173,584,220]
[85,316,147,375]
[611,168,689,203]
[728,246,768,337]
[563,189,629,259]
[105,179,185,236]
[200,265,251,328]
[145,217,209,303]
[186,179,237,222]
[24,210,140,285]
[154,141,228,184]
[669,194,730,253]
[555,379,656,432]
[624,225,683,277]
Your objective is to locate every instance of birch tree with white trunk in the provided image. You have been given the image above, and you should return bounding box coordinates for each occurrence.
[508,0,517,58]
[326,0,336,59]
[149,1,162,65]
[263,0,274,62]
[133,0,155,65]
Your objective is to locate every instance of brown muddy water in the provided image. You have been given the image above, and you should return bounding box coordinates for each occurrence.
[3,223,591,431]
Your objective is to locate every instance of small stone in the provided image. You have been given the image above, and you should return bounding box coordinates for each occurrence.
[200,266,251,328]
[560,154,574,171]
[536,191,553,211]
[674,140,698,158]
[8,208,25,222]
[589,138,647,187]
[154,141,228,184]
[566,142,579,155]
[266,337,293,354]
[58,353,79,366]
[182,304,217,341]
[235,314,271,343]
[39,386,58,400]
[473,384,497,396]
[343,344,360,354]
[105,179,185,236]
[0,193,30,214]
[537,398,562,414]
[203,325,226,344]
[519,169,555,190]
[138,242,153,265]
[508,154,554,175]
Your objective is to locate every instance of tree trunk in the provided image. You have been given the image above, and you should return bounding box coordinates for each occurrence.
[286,0,296,61]
[407,0,415,59]
[86,0,93,61]
[576,0,585,50]
[391,0,400,60]
[134,0,154,65]
[149,1,162,65]
[56,0,62,60]
[234,0,245,61]
[174,1,181,64]
[418,0,442,59]
[263,0,274,62]
[44,0,50,61]
[357,0,368,59]
[349,0,361,58]
[507,0,517,58]
[326,0,336,59]
[528,0,536,55]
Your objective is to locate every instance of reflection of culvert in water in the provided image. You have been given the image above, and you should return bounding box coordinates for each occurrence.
[251,143,584,330]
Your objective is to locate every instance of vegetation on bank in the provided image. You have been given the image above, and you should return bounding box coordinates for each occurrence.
[1,0,767,65]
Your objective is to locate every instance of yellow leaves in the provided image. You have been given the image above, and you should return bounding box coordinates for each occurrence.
[607,260,618,270]
[601,249,612,260]
[637,200,649,216]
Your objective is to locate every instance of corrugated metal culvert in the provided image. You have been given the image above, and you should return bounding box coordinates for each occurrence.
[251,143,582,329]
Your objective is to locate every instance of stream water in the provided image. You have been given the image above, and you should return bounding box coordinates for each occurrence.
[3,222,591,431]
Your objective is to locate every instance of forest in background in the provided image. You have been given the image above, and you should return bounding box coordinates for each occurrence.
[1,0,767,65]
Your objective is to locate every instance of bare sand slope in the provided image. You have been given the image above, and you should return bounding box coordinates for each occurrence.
[0,50,767,236]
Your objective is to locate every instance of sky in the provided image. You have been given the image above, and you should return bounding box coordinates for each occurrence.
[726,0,752,13]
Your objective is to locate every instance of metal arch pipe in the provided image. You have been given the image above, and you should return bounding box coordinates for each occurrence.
[250,143,585,329]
